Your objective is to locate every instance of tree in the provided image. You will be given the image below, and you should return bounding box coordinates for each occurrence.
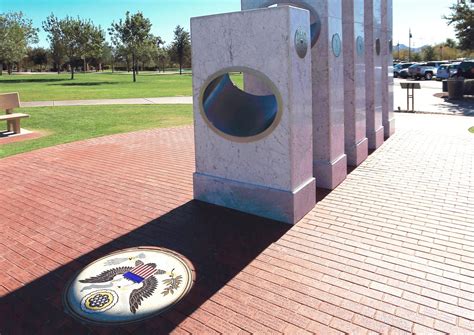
[169,25,190,75]
[46,16,105,79]
[82,22,106,72]
[445,38,457,49]
[444,1,474,51]
[422,45,436,61]
[411,52,421,62]
[0,12,38,75]
[43,14,65,74]
[155,46,170,72]
[28,47,48,71]
[109,11,152,82]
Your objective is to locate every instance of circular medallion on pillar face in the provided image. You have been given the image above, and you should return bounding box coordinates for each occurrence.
[295,27,309,58]
[356,36,364,56]
[261,1,321,47]
[389,39,393,53]
[63,247,194,326]
[375,38,381,55]
[332,33,342,57]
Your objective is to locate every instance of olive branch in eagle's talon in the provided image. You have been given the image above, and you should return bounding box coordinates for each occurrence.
[161,269,182,296]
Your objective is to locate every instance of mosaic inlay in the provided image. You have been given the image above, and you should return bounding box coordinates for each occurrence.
[64,247,194,325]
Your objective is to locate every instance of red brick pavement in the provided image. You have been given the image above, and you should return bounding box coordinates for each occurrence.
[0,113,473,334]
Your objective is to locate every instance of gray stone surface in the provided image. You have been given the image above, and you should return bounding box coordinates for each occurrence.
[342,0,368,167]
[242,0,347,190]
[365,0,385,149]
[382,0,395,138]
[191,6,315,224]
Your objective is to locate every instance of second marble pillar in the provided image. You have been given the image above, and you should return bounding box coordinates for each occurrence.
[365,0,384,149]
[382,0,395,138]
[342,0,368,167]
[242,0,347,190]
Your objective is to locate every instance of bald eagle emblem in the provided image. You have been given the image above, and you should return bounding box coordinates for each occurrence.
[79,260,180,314]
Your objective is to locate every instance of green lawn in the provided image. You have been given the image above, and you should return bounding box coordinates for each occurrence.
[0,104,192,158]
[0,72,245,102]
[0,72,193,101]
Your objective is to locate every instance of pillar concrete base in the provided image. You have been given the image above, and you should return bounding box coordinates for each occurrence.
[368,126,384,150]
[346,137,368,167]
[384,117,395,139]
[194,173,316,224]
[313,154,347,190]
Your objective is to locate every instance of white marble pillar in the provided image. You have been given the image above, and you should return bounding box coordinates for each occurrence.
[381,0,395,138]
[242,0,347,190]
[191,6,316,224]
[342,0,368,167]
[365,0,384,149]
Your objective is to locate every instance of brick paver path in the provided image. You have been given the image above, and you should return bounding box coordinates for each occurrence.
[1,113,473,334]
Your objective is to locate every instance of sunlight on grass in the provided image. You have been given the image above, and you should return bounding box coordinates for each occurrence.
[0,72,193,101]
[0,104,193,158]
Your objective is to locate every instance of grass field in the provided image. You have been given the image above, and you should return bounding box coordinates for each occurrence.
[0,72,194,101]
[0,105,192,158]
[0,72,245,102]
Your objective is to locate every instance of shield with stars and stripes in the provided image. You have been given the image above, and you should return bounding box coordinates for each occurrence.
[123,263,157,283]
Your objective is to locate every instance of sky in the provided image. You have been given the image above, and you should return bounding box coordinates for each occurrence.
[1,0,457,49]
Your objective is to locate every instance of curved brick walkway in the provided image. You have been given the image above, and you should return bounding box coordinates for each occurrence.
[0,113,473,334]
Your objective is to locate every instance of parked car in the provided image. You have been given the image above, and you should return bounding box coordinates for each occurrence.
[436,65,450,80]
[454,60,474,79]
[398,68,410,79]
[448,63,461,77]
[408,61,448,80]
[393,63,414,78]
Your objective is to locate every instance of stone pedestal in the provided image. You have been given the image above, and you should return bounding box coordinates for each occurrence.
[342,0,368,167]
[365,0,384,149]
[191,6,315,224]
[381,0,395,138]
[242,0,347,190]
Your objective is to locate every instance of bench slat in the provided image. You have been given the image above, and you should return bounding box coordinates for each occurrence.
[0,113,30,120]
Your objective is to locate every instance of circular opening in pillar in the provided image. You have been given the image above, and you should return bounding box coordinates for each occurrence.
[356,36,364,56]
[63,247,194,326]
[375,38,381,55]
[200,67,282,142]
[332,33,342,57]
[267,1,321,47]
[389,39,393,53]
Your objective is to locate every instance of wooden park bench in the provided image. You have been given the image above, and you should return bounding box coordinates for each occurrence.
[0,92,29,134]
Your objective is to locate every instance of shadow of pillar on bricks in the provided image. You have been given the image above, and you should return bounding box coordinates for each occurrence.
[0,200,290,334]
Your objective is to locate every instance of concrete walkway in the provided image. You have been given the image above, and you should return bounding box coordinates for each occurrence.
[1,113,473,334]
[394,78,474,116]
[21,96,193,108]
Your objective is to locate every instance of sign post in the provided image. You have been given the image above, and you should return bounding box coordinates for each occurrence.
[400,82,421,112]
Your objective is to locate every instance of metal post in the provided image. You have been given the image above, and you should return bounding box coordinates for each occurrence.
[407,87,409,111]
[412,86,415,112]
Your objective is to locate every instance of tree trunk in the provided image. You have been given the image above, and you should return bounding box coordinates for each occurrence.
[57,63,61,74]
[179,63,182,75]
[7,64,12,75]
[132,54,136,82]
[0,63,3,76]
[71,66,74,80]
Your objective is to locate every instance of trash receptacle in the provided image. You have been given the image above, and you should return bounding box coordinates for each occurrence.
[448,79,464,99]
[442,80,448,92]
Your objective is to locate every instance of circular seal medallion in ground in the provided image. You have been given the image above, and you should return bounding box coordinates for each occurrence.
[63,247,194,325]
